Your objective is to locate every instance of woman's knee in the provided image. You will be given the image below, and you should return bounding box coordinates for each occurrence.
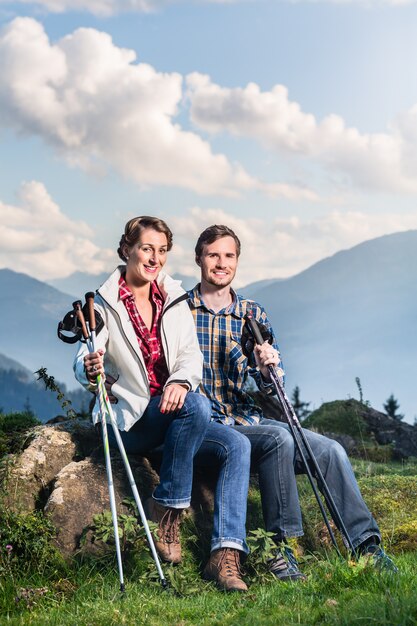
[213,429,251,466]
[183,392,211,423]
[229,430,251,458]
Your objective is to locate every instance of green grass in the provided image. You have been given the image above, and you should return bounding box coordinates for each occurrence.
[0,552,416,625]
[1,413,416,625]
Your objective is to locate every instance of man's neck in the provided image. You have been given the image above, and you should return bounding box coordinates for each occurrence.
[200,281,233,313]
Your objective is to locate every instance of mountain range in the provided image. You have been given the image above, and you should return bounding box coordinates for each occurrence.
[1,230,415,422]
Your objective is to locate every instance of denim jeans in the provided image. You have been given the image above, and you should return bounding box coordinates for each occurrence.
[109,394,251,554]
[194,421,251,554]
[109,392,211,508]
[233,418,381,549]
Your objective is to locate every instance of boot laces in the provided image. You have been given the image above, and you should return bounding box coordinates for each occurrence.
[160,508,181,544]
[220,549,242,578]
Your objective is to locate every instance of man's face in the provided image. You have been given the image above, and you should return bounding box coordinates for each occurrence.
[197,235,239,288]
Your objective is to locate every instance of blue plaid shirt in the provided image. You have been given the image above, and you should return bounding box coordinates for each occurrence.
[187,285,284,425]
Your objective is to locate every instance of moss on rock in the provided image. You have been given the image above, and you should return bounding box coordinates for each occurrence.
[303,399,370,440]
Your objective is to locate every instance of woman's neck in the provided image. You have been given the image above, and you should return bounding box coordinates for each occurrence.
[125,272,152,301]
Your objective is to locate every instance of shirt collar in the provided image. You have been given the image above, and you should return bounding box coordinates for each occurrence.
[119,274,164,302]
[189,284,244,318]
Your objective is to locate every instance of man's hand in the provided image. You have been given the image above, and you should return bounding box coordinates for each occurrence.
[254,342,280,380]
[84,349,105,383]
[159,383,188,414]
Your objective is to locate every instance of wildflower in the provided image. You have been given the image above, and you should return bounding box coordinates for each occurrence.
[5,545,13,553]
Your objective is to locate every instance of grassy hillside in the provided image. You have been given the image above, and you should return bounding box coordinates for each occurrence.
[0,413,416,625]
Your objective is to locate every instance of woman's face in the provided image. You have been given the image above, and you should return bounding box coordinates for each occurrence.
[125,228,168,285]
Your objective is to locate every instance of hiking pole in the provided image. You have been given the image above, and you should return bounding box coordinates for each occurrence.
[84,293,168,589]
[73,301,126,593]
[244,314,357,557]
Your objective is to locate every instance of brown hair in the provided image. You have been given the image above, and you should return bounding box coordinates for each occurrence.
[194,224,241,261]
[117,216,173,262]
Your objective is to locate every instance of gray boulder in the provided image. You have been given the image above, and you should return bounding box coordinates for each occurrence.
[4,425,78,511]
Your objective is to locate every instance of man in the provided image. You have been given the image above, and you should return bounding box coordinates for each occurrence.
[187,224,397,581]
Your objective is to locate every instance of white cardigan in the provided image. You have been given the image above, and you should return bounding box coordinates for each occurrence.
[73,267,203,431]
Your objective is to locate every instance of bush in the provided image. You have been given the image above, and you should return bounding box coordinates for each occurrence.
[303,399,370,440]
[0,509,64,576]
[0,411,41,457]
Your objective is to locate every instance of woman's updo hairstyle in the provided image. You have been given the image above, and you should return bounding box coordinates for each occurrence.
[117,216,173,262]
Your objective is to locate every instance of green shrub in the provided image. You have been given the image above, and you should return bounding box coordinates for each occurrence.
[0,411,41,457]
[303,399,370,440]
[0,508,64,576]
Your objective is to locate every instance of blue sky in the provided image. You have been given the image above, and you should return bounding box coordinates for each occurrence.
[1,0,417,286]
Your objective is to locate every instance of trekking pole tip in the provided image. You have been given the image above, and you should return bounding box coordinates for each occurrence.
[120,583,126,594]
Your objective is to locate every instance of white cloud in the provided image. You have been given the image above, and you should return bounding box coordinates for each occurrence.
[0,181,115,280]
[187,73,417,195]
[168,206,417,284]
[0,18,313,201]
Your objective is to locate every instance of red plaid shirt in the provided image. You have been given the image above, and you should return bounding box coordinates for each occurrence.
[119,275,169,396]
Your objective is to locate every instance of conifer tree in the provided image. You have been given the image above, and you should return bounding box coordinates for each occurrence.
[291,386,311,421]
[383,394,404,421]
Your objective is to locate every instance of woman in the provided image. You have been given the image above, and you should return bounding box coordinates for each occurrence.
[74,216,211,565]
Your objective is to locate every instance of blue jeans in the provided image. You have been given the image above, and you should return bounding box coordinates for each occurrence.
[233,418,381,549]
[194,421,251,554]
[109,394,251,554]
[109,392,211,508]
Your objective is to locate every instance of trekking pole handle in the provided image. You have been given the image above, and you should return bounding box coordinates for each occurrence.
[244,314,265,347]
[85,292,96,333]
[73,300,90,342]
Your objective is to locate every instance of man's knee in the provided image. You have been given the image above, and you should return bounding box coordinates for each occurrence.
[256,426,295,455]
[327,438,348,462]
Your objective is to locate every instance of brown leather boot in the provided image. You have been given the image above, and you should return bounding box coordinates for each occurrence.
[145,497,182,564]
[203,548,248,592]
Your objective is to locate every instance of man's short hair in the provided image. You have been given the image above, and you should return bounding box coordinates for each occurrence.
[195,225,241,260]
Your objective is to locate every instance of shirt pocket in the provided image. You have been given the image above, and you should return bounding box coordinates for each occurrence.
[226,333,247,368]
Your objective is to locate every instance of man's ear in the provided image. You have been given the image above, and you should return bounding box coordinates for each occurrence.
[195,255,201,267]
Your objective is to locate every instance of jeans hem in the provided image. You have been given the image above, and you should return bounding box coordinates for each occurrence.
[211,538,249,555]
[153,495,190,509]
[351,531,381,550]
[273,530,304,541]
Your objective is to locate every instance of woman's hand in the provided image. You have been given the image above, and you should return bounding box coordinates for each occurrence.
[104,374,118,403]
[84,349,105,383]
[159,383,188,413]
[254,342,280,380]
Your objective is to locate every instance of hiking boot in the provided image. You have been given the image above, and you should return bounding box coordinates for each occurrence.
[268,545,307,582]
[145,497,182,564]
[203,548,248,592]
[361,544,398,574]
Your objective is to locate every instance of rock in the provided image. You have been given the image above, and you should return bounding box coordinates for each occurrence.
[4,425,79,512]
[362,405,417,460]
[46,452,161,557]
[304,399,417,460]
[44,456,127,556]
